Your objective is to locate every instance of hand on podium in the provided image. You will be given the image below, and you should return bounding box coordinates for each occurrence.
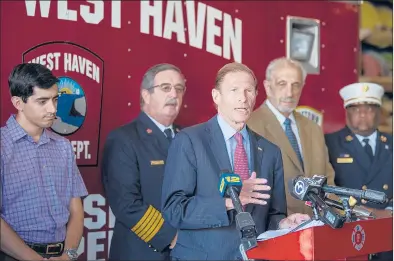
[278,213,310,229]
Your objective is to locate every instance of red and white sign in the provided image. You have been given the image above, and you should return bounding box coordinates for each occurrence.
[352,224,366,251]
[23,42,104,166]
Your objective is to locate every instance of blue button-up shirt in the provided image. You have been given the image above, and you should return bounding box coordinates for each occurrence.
[355,131,377,155]
[217,115,252,173]
[0,115,88,243]
[146,113,174,138]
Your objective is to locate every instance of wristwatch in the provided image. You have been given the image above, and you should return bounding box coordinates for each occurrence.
[64,248,79,261]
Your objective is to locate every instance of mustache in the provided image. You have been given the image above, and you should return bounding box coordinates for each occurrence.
[165,98,178,106]
[45,114,57,118]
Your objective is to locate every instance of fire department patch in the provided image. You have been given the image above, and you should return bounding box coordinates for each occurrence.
[22,41,104,166]
[295,106,323,126]
[352,224,366,251]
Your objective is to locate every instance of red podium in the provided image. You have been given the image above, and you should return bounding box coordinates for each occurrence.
[247,217,393,260]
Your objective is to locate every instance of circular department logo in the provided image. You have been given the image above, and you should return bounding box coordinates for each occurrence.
[51,76,87,136]
[352,225,366,251]
[295,180,305,195]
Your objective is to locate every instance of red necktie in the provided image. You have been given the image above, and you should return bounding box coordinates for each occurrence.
[234,132,249,180]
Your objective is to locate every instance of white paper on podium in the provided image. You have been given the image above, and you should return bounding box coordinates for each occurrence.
[257,220,325,241]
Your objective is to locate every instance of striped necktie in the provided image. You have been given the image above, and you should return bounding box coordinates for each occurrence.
[284,118,304,170]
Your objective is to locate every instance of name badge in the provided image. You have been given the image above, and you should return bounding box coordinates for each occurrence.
[151,160,165,166]
[337,158,353,164]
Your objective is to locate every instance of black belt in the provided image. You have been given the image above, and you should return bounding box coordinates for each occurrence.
[26,241,64,255]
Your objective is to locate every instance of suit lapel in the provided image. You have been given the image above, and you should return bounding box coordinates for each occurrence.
[295,113,311,175]
[137,112,169,157]
[245,130,264,214]
[340,127,371,173]
[207,117,232,173]
[364,132,391,184]
[261,104,303,172]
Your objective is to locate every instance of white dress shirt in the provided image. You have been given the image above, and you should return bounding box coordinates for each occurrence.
[265,100,303,158]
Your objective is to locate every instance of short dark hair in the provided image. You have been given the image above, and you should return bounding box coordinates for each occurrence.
[8,63,59,102]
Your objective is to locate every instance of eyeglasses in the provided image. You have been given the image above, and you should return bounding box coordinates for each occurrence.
[151,83,186,94]
[347,104,379,114]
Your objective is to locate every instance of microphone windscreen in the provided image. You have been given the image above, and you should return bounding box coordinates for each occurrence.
[288,176,306,200]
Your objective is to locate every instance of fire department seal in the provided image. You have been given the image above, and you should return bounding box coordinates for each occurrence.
[352,224,366,251]
[22,41,104,166]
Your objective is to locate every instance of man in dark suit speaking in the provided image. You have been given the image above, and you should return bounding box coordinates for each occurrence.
[161,62,309,260]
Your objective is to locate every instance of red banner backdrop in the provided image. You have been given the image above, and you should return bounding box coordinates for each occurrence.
[0,1,359,259]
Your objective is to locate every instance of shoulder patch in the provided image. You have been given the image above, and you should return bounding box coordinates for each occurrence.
[295,106,323,126]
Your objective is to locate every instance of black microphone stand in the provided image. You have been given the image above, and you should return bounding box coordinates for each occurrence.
[227,187,258,251]
[226,187,258,261]
[290,193,346,232]
[340,197,353,222]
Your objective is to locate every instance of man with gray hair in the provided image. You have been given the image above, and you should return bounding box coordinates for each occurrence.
[101,63,185,260]
[247,57,335,216]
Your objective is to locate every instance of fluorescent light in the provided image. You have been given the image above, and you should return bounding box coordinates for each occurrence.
[290,29,315,61]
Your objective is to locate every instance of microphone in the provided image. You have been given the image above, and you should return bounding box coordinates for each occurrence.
[218,171,257,251]
[324,198,375,219]
[293,175,388,204]
[324,198,345,210]
[289,177,345,229]
[218,171,243,213]
[322,185,387,204]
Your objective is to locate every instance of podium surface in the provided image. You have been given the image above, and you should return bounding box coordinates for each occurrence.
[247,217,393,260]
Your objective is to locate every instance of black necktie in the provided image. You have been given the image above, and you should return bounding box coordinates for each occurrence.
[363,138,374,161]
[164,128,173,143]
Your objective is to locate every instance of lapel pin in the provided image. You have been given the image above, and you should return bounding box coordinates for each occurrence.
[175,128,180,133]
[146,128,152,134]
[385,145,389,150]
[345,135,353,142]
[380,135,387,143]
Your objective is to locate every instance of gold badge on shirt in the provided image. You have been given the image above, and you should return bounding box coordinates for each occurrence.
[151,160,165,166]
[345,135,353,142]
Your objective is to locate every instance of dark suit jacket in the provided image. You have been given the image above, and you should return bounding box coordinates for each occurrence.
[101,112,178,260]
[161,115,287,260]
[325,127,393,209]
